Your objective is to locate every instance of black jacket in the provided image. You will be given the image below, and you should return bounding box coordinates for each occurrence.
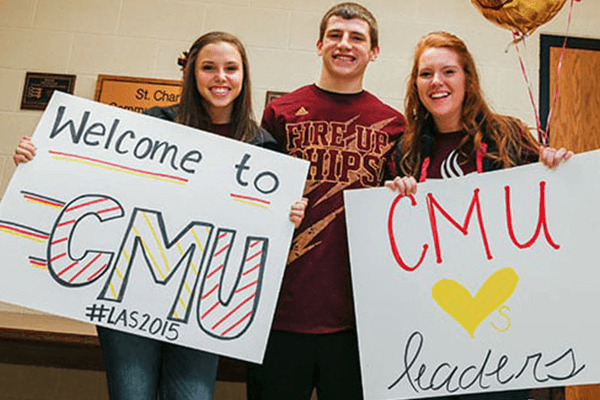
[145,104,278,151]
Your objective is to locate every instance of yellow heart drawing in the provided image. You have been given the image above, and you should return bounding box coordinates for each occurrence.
[432,267,519,339]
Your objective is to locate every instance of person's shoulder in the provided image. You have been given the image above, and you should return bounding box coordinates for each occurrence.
[262,85,316,121]
[360,90,406,127]
[144,104,178,122]
[267,85,315,107]
[361,90,403,114]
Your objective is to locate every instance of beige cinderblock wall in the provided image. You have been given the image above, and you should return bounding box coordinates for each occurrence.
[0,0,599,314]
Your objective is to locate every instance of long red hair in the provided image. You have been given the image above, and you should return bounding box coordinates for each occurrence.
[399,31,539,177]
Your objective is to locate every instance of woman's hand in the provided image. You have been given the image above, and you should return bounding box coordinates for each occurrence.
[13,137,36,166]
[290,197,308,229]
[540,146,573,168]
[384,176,417,196]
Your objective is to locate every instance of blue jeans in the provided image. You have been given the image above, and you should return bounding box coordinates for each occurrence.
[97,326,218,400]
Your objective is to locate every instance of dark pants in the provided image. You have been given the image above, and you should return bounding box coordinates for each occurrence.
[97,326,218,400]
[247,329,364,400]
[431,390,530,400]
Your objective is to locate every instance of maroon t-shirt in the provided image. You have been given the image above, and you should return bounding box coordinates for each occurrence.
[262,84,405,333]
[426,131,476,179]
[210,123,234,138]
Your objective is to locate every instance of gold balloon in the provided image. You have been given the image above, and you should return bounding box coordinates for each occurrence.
[471,0,568,36]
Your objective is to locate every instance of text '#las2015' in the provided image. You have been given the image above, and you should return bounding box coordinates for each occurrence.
[85,303,181,341]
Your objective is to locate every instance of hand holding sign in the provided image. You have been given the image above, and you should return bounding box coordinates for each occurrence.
[13,137,36,165]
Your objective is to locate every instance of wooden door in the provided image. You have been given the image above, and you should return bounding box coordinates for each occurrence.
[541,35,600,151]
[540,34,600,400]
[565,384,600,400]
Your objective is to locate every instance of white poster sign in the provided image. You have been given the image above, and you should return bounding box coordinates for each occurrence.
[0,92,309,363]
[344,151,600,398]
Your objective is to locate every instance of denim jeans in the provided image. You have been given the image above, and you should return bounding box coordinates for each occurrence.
[97,326,218,400]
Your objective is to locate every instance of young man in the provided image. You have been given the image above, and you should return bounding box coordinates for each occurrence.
[246,3,405,400]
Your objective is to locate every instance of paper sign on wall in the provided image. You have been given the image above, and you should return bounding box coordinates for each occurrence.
[344,152,600,398]
[0,92,309,363]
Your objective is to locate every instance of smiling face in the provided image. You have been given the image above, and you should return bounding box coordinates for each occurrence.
[317,16,380,92]
[416,47,466,133]
[194,41,243,124]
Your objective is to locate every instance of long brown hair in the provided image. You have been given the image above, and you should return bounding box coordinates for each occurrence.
[399,31,540,177]
[176,31,260,144]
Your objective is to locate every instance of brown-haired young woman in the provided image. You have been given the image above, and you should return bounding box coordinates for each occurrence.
[14,31,307,400]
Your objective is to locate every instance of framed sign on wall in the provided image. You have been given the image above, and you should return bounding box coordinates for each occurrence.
[94,74,182,114]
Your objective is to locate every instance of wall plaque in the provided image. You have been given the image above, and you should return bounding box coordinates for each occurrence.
[20,72,76,110]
